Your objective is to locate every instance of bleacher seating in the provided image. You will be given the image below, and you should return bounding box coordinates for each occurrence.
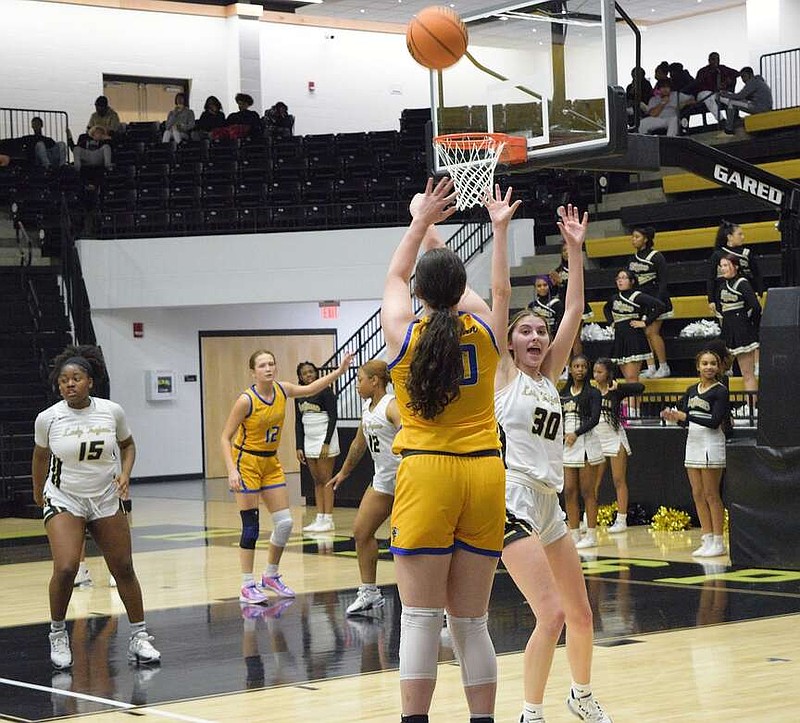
[744,107,800,133]
[662,158,800,194]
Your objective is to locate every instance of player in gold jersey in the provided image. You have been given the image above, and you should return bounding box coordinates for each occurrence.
[382,178,520,723]
[221,349,352,605]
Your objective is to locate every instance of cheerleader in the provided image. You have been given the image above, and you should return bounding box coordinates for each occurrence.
[561,354,604,549]
[603,269,665,382]
[328,360,401,616]
[550,242,592,356]
[707,220,764,313]
[497,205,613,723]
[627,226,672,378]
[527,275,564,337]
[714,255,760,393]
[591,358,644,534]
[295,361,341,533]
[661,350,730,558]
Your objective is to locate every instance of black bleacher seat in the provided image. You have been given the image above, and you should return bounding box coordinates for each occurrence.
[208,138,239,162]
[136,185,169,210]
[619,194,777,231]
[170,162,202,184]
[336,178,367,203]
[103,166,136,190]
[137,163,170,183]
[112,143,143,168]
[272,205,305,227]
[335,132,368,154]
[381,152,419,176]
[99,187,136,211]
[202,183,234,209]
[340,202,365,225]
[307,153,342,180]
[204,208,237,231]
[237,207,272,232]
[367,178,399,202]
[272,157,308,183]
[134,210,169,234]
[237,159,270,183]
[124,122,160,144]
[143,143,175,165]
[343,150,379,179]
[302,179,336,205]
[234,181,265,208]
[374,200,401,223]
[238,141,270,165]
[98,211,134,237]
[169,209,203,233]
[272,137,304,159]
[202,160,237,183]
[266,180,302,205]
[169,184,202,209]
[304,134,336,155]
[368,130,399,153]
[303,205,332,226]
[175,141,208,164]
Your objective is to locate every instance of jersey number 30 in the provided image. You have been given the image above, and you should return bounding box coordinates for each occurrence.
[531,407,561,440]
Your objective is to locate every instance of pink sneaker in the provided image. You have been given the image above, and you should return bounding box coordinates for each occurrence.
[260,573,296,598]
[239,583,269,604]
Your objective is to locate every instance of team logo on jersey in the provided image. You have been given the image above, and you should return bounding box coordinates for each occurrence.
[391,526,399,540]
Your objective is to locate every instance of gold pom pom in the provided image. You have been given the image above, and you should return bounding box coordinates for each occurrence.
[723,508,729,534]
[650,505,691,532]
[597,502,618,527]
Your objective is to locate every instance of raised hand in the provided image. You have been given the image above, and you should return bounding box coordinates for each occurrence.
[337,351,355,374]
[485,184,522,228]
[409,177,458,225]
[556,204,589,250]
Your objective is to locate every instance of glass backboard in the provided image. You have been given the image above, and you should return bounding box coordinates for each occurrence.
[429,0,618,172]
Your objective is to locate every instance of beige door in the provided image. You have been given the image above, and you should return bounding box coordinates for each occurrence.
[103,79,186,123]
[201,333,337,479]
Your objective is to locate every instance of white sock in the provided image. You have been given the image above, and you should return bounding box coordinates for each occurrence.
[51,620,66,633]
[323,513,333,522]
[522,702,544,722]
[242,573,255,586]
[647,360,657,371]
[130,621,147,636]
[616,513,627,524]
[571,529,581,542]
[78,562,89,575]
[362,583,378,593]
[713,535,725,547]
[264,563,279,578]
[572,680,592,698]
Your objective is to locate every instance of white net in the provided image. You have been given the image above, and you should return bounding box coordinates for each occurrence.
[434,135,506,210]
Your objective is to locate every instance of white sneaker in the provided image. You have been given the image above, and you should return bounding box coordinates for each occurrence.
[109,575,117,588]
[128,631,161,665]
[698,539,727,558]
[607,519,627,534]
[346,586,385,616]
[73,567,92,587]
[303,515,323,532]
[640,367,656,379]
[580,512,587,533]
[49,630,72,669]
[575,532,597,549]
[692,533,713,557]
[314,518,335,533]
[652,364,671,378]
[567,690,612,722]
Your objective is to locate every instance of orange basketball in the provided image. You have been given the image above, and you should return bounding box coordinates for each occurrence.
[406,6,468,71]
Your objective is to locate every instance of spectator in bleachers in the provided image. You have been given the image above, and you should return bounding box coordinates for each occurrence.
[628,226,672,379]
[719,67,773,134]
[218,93,262,140]
[87,96,121,137]
[27,117,67,169]
[691,52,739,120]
[68,126,113,172]
[638,80,693,137]
[263,102,295,140]
[625,67,653,127]
[668,62,695,94]
[162,93,195,145]
[653,61,670,90]
[193,96,226,140]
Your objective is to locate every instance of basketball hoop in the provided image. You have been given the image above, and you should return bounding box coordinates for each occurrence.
[433,133,527,210]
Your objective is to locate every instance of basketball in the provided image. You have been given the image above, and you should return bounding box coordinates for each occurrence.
[406,6,468,71]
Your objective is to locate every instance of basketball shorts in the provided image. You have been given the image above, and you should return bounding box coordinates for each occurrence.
[372,473,396,497]
[389,451,505,557]
[504,475,568,548]
[234,448,286,492]
[43,481,122,524]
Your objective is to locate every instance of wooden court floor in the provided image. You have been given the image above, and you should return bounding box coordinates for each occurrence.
[1,478,799,722]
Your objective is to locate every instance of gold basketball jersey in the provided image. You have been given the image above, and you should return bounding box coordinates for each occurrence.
[389,312,501,454]
[233,383,287,453]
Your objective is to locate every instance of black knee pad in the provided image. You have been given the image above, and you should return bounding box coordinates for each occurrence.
[240,508,259,549]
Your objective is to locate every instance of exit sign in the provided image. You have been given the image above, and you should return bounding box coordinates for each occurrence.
[319,300,340,320]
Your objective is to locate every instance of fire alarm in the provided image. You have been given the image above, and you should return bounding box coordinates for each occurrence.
[133,322,144,338]
[308,81,316,92]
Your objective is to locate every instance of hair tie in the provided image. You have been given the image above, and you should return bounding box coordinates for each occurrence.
[61,356,93,377]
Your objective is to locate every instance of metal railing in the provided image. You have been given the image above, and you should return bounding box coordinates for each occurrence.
[0,107,70,147]
[619,390,758,429]
[760,47,800,110]
[59,197,96,346]
[322,220,495,420]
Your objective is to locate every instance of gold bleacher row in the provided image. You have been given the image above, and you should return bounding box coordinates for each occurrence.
[661,158,800,194]
[585,220,778,258]
[641,376,748,393]
[586,293,765,322]
[744,107,800,133]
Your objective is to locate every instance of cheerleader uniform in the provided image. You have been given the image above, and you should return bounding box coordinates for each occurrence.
[628,248,673,319]
[495,371,569,547]
[553,259,593,321]
[715,275,761,355]
[604,290,665,364]
[561,384,603,467]
[527,292,564,336]
[678,381,730,468]
[595,382,644,456]
[707,245,764,304]
[361,394,401,496]
[295,388,340,458]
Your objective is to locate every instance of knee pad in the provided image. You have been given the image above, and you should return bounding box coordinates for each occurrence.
[240,508,259,549]
[269,508,293,548]
[121,499,133,514]
[399,606,444,681]
[446,613,497,687]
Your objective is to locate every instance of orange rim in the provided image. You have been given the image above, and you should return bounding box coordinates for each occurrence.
[433,132,528,165]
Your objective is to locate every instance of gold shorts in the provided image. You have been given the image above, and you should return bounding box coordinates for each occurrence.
[389,452,505,557]
[233,449,285,493]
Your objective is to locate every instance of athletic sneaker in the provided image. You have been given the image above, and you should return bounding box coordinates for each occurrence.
[128,631,161,665]
[607,519,627,534]
[346,586,385,616]
[566,690,612,722]
[313,517,335,533]
[303,514,324,532]
[652,364,671,378]
[260,573,296,598]
[240,583,269,604]
[575,532,597,549]
[73,568,92,588]
[49,629,72,669]
[692,533,713,557]
[698,539,727,558]
[109,575,117,588]
[640,367,655,379]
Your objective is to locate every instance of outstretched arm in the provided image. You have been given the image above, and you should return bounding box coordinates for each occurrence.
[485,185,521,345]
[282,352,354,398]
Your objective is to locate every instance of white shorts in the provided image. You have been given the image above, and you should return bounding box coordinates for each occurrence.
[505,476,568,547]
[43,481,122,524]
[563,428,604,467]
[372,475,396,497]
[595,419,632,457]
[685,423,726,469]
[302,412,340,458]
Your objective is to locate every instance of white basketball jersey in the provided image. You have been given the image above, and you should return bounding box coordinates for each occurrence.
[494,371,564,491]
[34,397,131,497]
[362,394,401,488]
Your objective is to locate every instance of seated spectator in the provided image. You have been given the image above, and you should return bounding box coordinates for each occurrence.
[638,80,694,137]
[68,126,113,171]
[668,62,695,94]
[625,67,653,127]
[0,154,10,167]
[192,96,226,140]
[162,93,195,145]
[653,61,670,92]
[87,96,121,137]
[719,66,773,134]
[214,93,262,140]
[27,117,67,169]
[263,101,295,139]
[690,52,739,119]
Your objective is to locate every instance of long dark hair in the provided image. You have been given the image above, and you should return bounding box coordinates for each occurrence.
[594,357,623,430]
[49,345,107,389]
[407,247,467,419]
[715,219,740,248]
[632,226,655,251]
[564,354,594,423]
